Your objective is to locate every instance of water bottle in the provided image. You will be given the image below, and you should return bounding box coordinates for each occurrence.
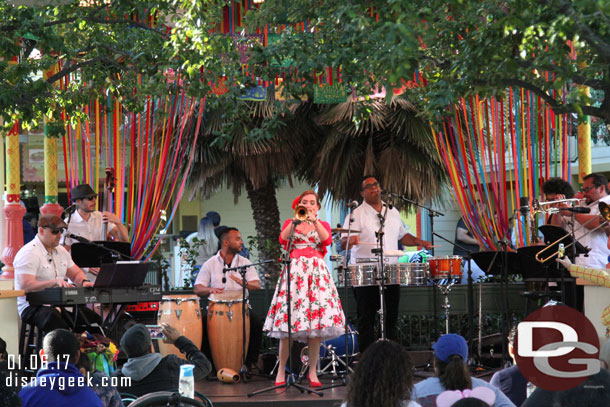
[526,381,536,397]
[179,364,195,399]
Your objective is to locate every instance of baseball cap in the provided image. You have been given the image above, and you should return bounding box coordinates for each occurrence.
[120,324,152,358]
[433,333,469,363]
[37,214,68,231]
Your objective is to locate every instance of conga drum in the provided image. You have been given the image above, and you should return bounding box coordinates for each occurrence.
[157,295,203,359]
[207,291,250,372]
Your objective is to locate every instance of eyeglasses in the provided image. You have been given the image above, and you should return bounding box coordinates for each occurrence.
[362,181,380,190]
[581,185,597,193]
[44,227,65,235]
[85,195,97,201]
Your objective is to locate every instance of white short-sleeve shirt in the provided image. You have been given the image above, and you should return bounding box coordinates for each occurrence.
[342,201,411,264]
[194,251,260,296]
[574,194,610,268]
[14,235,76,315]
[61,210,116,245]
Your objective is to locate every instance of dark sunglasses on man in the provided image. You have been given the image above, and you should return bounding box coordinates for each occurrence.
[43,227,65,235]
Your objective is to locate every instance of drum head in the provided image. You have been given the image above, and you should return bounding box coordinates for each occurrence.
[209,290,247,302]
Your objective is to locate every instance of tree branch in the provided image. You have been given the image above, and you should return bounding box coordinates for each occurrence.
[555,0,610,62]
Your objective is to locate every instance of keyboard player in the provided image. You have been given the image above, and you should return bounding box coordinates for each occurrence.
[14,214,95,334]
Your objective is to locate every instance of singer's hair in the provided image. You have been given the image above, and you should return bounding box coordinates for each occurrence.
[434,355,472,391]
[345,340,414,407]
[198,216,219,259]
[43,329,80,364]
[542,177,574,198]
[296,190,321,209]
[584,173,609,192]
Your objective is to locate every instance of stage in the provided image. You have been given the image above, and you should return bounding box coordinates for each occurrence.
[196,351,501,407]
[198,375,348,407]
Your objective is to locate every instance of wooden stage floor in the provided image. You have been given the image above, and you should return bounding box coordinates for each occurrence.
[197,375,348,407]
[195,363,500,407]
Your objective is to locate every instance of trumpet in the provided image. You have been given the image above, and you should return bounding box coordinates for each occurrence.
[294,205,311,224]
[535,201,610,263]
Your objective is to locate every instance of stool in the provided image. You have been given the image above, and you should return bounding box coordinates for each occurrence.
[19,321,44,371]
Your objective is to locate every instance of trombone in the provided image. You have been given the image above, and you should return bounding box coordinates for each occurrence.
[535,201,610,263]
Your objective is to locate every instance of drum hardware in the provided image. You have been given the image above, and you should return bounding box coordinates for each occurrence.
[435,281,455,334]
[249,221,321,397]
[331,228,361,234]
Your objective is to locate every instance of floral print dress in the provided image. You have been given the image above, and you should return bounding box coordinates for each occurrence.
[263,223,346,342]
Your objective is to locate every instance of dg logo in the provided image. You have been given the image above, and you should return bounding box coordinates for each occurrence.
[514,305,600,391]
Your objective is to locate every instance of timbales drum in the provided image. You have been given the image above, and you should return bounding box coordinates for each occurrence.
[337,264,378,286]
[386,263,429,285]
[428,256,462,280]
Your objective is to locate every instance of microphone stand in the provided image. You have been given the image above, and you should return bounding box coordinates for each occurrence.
[371,203,390,341]
[484,209,520,367]
[248,221,321,397]
[222,259,274,382]
[319,205,357,390]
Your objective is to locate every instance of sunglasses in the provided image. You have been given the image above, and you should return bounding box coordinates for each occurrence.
[43,227,65,235]
[362,181,380,190]
[84,195,98,201]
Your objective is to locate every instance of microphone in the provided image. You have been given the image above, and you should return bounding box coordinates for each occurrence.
[564,207,592,214]
[63,204,77,215]
[346,201,359,209]
[519,196,530,216]
[68,233,92,244]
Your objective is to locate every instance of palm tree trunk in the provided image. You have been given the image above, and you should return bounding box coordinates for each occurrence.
[245,177,282,282]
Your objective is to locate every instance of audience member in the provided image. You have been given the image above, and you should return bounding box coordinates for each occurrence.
[112,323,211,397]
[343,340,420,407]
[0,337,8,375]
[489,327,527,406]
[193,216,219,266]
[0,370,21,407]
[520,339,610,406]
[19,329,103,407]
[436,387,496,407]
[412,334,515,407]
[76,353,124,407]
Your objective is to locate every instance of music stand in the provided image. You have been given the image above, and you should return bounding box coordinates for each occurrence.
[471,250,521,366]
[470,251,522,276]
[71,241,132,267]
[538,225,589,257]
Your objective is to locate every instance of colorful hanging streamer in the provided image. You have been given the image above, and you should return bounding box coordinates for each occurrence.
[433,87,571,250]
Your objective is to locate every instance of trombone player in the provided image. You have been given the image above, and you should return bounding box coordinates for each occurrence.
[543,174,610,269]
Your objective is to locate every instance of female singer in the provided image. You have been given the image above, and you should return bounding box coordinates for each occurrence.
[263,190,345,387]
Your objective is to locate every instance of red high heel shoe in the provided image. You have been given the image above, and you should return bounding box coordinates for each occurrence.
[307,377,322,387]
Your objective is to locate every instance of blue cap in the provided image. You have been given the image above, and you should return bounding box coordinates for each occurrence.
[432,334,468,363]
